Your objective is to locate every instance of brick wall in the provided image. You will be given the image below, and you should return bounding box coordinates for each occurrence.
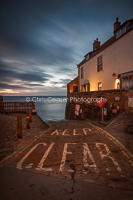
[124,90,133,115]
[0,96,3,102]
[67,76,79,95]
[65,89,133,120]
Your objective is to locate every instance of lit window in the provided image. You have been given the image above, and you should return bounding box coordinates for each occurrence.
[98,82,102,90]
[86,85,90,92]
[97,56,103,72]
[81,67,83,79]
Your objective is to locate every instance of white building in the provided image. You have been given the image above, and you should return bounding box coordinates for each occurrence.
[68,18,133,93]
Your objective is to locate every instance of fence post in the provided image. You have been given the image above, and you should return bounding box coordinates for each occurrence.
[17,115,22,138]
[32,101,35,110]
[26,110,30,129]
[102,107,104,121]
[29,109,32,122]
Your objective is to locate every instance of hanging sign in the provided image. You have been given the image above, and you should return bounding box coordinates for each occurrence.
[115,96,120,101]
[128,98,133,107]
[75,105,80,116]
[98,97,105,108]
[112,109,117,114]
[104,108,107,115]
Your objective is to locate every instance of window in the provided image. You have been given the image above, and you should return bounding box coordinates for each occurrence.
[86,54,90,60]
[116,26,126,39]
[73,86,78,92]
[98,82,102,91]
[86,85,90,92]
[121,27,126,35]
[81,67,83,79]
[116,30,121,39]
[97,56,103,72]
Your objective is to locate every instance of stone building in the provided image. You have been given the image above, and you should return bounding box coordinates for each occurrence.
[66,18,133,120]
[67,18,133,93]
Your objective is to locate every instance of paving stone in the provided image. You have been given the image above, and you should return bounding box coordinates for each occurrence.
[1,112,133,192]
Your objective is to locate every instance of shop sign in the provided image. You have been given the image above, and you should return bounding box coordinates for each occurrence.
[115,96,120,101]
[128,98,133,108]
[75,104,80,115]
[104,108,107,115]
[98,97,105,108]
[112,109,117,114]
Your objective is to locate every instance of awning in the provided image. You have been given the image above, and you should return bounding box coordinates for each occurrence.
[118,70,133,78]
[83,79,90,85]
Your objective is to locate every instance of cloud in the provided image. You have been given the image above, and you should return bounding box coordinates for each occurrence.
[0,82,26,90]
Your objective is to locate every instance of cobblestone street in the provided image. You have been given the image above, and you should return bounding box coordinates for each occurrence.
[1,120,133,193]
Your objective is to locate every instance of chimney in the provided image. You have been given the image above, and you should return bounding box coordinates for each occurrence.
[93,38,100,51]
[114,17,121,32]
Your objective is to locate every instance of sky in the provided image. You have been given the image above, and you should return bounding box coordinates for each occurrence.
[0,0,133,96]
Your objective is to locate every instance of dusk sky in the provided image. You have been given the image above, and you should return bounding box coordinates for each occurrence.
[0,0,133,96]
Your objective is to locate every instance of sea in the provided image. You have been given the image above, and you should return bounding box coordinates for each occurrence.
[3,96,67,122]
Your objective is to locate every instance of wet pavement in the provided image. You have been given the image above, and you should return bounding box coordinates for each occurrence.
[1,165,133,200]
[103,112,133,154]
[1,119,133,195]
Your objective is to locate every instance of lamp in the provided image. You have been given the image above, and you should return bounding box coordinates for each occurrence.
[112,73,116,77]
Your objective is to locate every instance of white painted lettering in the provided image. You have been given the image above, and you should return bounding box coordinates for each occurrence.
[73,129,81,135]
[83,143,99,173]
[59,143,76,172]
[51,130,59,135]
[16,143,47,169]
[96,143,122,173]
[83,128,91,135]
[36,142,55,171]
[62,129,70,136]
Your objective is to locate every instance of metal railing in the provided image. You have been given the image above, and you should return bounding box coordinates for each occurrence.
[0,101,35,113]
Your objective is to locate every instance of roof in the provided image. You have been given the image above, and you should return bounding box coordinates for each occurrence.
[67,76,79,85]
[77,18,133,68]
[77,36,114,67]
[114,18,133,32]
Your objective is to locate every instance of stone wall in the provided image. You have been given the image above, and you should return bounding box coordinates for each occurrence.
[0,96,3,102]
[124,90,133,115]
[65,89,133,120]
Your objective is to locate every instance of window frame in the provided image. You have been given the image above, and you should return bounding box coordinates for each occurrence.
[73,86,78,93]
[116,26,126,39]
[97,55,103,72]
[81,67,83,79]
[98,82,102,91]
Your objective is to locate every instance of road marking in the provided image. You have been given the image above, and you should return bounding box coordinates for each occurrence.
[88,122,133,166]
[25,163,33,169]
[59,143,76,172]
[83,128,91,135]
[96,143,122,172]
[1,128,52,164]
[62,129,70,136]
[16,142,124,175]
[16,143,47,169]
[36,142,55,172]
[73,129,81,135]
[83,143,99,173]
[51,128,92,136]
[51,130,59,135]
